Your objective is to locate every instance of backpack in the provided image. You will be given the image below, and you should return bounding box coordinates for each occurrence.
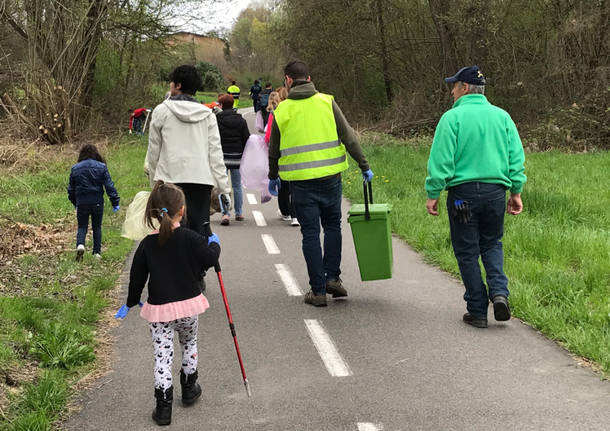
[259,91,270,108]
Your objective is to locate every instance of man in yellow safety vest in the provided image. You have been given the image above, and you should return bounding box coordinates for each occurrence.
[227,81,240,108]
[268,60,374,307]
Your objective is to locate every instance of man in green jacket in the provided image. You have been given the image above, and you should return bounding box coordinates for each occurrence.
[425,65,526,328]
[268,60,373,307]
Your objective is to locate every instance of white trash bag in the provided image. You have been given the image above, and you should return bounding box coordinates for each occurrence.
[121,191,157,240]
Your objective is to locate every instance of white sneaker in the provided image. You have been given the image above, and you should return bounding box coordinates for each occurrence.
[93,253,101,260]
[75,244,85,262]
[282,215,292,222]
[291,218,300,226]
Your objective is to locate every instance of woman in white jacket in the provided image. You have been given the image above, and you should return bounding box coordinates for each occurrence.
[147,65,231,235]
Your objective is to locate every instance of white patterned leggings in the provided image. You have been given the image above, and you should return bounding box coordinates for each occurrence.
[149,316,199,390]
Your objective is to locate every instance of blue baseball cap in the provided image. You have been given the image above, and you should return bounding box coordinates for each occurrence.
[444,66,486,85]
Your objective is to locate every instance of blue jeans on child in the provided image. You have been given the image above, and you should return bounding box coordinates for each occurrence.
[76,203,103,254]
[222,168,242,217]
[291,175,342,295]
[446,182,509,319]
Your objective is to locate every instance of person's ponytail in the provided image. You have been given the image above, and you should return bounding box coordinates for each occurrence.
[157,207,173,246]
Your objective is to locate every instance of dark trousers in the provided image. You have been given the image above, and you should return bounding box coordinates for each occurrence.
[262,110,271,127]
[76,203,104,254]
[278,180,296,218]
[292,176,342,295]
[447,182,509,318]
[175,183,212,236]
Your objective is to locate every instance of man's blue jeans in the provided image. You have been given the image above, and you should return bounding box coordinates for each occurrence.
[292,175,342,295]
[222,168,243,217]
[446,182,509,319]
[76,203,103,254]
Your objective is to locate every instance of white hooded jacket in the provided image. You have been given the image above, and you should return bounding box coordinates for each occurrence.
[146,98,230,193]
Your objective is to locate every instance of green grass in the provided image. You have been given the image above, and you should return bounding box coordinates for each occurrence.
[0,136,148,429]
[342,132,610,374]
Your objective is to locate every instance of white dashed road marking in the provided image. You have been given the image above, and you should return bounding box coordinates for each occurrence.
[246,193,257,205]
[252,210,267,227]
[274,264,303,296]
[357,423,383,431]
[261,234,280,255]
[304,319,352,377]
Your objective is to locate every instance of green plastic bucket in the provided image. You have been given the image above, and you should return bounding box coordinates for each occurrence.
[347,183,393,281]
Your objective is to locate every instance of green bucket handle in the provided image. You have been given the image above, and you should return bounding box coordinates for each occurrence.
[363,181,373,220]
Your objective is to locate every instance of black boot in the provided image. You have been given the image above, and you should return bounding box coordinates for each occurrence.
[180,369,202,405]
[152,386,172,426]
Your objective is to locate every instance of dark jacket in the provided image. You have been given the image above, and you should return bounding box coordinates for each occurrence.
[216,108,250,168]
[68,159,120,207]
[268,80,369,179]
[127,227,220,307]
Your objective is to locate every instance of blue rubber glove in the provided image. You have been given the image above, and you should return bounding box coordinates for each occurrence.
[114,304,129,319]
[114,302,143,319]
[362,169,374,183]
[112,205,120,213]
[268,178,281,196]
[208,233,220,246]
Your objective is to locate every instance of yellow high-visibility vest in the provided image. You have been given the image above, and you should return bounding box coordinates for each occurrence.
[274,93,348,181]
[227,85,240,99]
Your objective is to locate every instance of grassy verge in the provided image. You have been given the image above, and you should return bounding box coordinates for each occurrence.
[0,136,148,429]
[342,133,610,374]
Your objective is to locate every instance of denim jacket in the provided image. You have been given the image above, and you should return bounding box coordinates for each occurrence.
[68,159,120,207]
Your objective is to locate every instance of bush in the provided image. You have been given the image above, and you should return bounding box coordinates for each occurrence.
[196,61,224,91]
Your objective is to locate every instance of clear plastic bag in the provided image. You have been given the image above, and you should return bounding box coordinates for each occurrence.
[255,110,264,133]
[121,191,157,240]
[240,135,272,203]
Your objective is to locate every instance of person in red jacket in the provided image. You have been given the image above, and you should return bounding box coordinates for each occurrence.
[129,108,148,135]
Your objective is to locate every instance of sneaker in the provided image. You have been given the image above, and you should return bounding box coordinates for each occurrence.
[291,218,300,226]
[235,215,244,221]
[303,291,327,307]
[282,215,292,222]
[220,215,230,226]
[325,278,347,298]
[75,244,85,262]
[463,313,488,328]
[93,253,101,260]
[492,295,511,321]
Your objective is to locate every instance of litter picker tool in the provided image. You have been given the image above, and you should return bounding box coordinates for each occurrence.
[204,220,252,398]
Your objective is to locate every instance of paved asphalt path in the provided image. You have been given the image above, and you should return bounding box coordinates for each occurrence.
[65,108,610,430]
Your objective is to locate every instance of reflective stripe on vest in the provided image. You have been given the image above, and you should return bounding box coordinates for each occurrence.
[274,92,348,181]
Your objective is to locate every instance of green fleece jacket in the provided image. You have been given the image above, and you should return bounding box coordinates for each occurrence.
[425,94,526,199]
[268,80,369,179]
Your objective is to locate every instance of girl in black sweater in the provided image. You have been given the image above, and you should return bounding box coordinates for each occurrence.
[115,181,220,426]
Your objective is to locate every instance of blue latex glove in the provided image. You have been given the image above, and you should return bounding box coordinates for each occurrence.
[362,169,374,183]
[208,233,220,246]
[114,302,143,319]
[112,205,120,213]
[114,304,129,319]
[268,178,281,196]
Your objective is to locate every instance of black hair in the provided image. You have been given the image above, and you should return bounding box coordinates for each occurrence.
[231,80,236,85]
[265,82,272,88]
[284,60,309,80]
[78,144,105,164]
[168,65,202,95]
[254,80,259,84]
[145,181,186,246]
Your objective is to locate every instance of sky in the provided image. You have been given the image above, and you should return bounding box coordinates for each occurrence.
[174,0,254,35]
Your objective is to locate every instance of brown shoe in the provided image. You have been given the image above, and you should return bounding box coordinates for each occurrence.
[235,215,244,221]
[220,215,230,226]
[304,291,327,307]
[325,278,347,298]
